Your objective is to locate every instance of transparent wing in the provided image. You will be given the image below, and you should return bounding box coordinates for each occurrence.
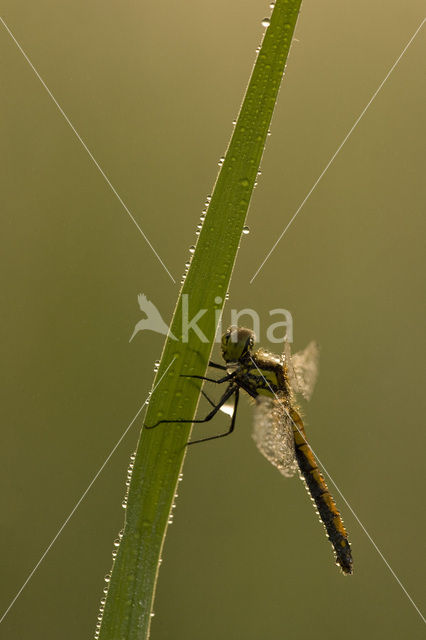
[220,403,235,417]
[252,396,297,478]
[285,341,319,401]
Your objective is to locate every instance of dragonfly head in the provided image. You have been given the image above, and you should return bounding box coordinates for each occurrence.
[221,326,255,362]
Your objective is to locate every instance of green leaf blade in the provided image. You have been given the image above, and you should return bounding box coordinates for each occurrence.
[98,2,302,638]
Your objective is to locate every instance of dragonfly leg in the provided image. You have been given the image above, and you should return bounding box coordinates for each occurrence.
[208,360,227,370]
[187,389,239,445]
[180,371,236,384]
[201,389,216,407]
[145,384,236,430]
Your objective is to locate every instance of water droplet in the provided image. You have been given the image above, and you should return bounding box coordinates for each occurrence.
[261,17,270,27]
[189,245,196,253]
[242,226,250,235]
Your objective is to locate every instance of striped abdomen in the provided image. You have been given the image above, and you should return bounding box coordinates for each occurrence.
[290,409,353,575]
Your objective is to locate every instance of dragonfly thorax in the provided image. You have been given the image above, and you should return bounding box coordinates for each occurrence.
[237,354,289,399]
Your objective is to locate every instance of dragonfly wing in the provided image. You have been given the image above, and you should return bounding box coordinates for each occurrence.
[252,396,297,478]
[220,402,235,417]
[287,341,319,401]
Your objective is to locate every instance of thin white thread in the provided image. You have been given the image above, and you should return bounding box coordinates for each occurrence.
[0,358,176,625]
[250,18,426,283]
[0,16,176,283]
[248,354,425,624]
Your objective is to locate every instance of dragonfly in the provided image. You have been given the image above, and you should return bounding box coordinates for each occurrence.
[147,326,353,575]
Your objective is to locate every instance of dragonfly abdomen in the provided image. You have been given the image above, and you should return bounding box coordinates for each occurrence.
[290,409,353,575]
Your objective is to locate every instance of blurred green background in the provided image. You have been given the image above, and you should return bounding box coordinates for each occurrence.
[1,1,425,638]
